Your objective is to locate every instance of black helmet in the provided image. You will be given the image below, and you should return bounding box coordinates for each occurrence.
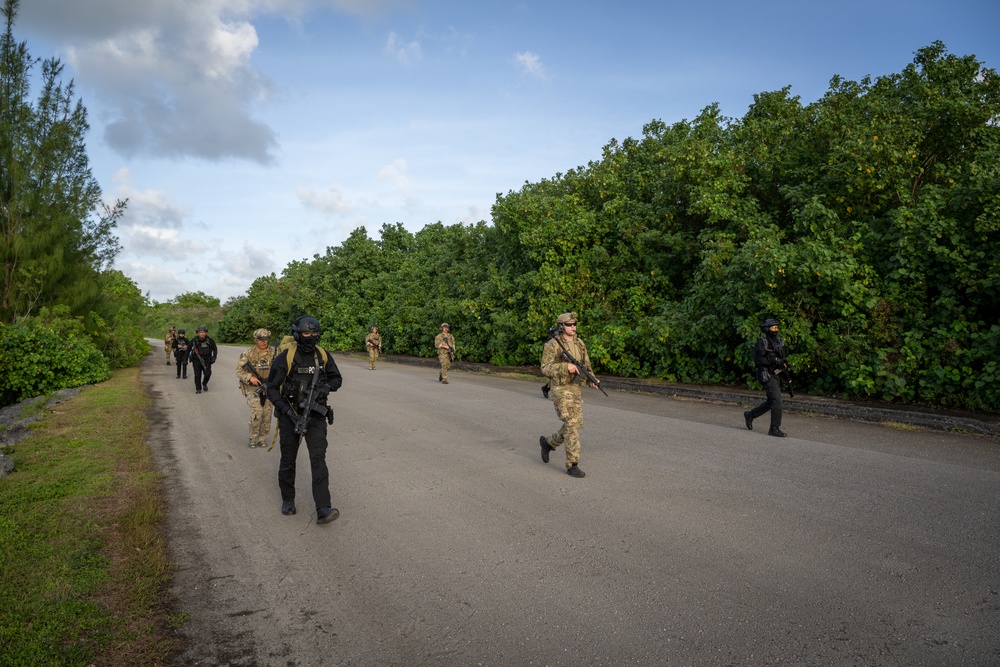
[196,326,208,333]
[760,318,780,334]
[292,316,322,343]
[178,328,186,335]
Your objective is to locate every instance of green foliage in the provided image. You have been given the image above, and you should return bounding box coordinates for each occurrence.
[0,1,126,323]
[0,306,111,406]
[140,291,225,342]
[219,42,1000,412]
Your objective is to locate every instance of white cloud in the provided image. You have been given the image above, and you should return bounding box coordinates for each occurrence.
[116,260,186,303]
[296,184,353,215]
[111,172,209,259]
[378,158,422,210]
[216,242,278,285]
[514,51,545,79]
[385,31,422,64]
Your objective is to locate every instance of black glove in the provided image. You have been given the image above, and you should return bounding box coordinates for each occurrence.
[314,386,330,401]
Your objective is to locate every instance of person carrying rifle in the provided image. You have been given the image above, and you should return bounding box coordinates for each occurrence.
[189,326,217,394]
[539,312,601,478]
[434,322,456,384]
[171,328,190,379]
[365,325,382,370]
[265,316,343,524]
[744,318,790,437]
[164,325,176,365]
[236,328,276,449]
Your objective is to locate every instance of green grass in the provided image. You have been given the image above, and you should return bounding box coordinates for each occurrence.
[0,368,178,667]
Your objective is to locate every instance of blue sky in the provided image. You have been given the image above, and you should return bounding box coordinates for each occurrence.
[14,0,1000,304]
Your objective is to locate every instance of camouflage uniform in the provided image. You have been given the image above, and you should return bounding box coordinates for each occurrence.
[164,327,176,364]
[434,324,456,383]
[236,329,275,448]
[541,314,594,472]
[365,330,382,370]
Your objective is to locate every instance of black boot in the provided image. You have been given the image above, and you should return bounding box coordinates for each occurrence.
[744,410,753,430]
[539,436,553,463]
[768,427,787,437]
[317,507,339,524]
[541,383,550,399]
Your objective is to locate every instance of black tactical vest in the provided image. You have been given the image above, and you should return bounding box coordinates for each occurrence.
[282,351,325,404]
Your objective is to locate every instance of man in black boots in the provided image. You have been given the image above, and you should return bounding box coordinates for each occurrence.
[190,326,217,394]
[744,318,790,437]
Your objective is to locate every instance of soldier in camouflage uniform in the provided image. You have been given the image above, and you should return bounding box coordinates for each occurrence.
[164,326,176,365]
[539,312,597,478]
[236,328,276,448]
[434,323,456,384]
[365,326,382,370]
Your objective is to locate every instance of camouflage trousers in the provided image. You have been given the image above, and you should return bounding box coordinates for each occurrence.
[164,344,172,363]
[246,392,275,448]
[438,350,451,381]
[368,347,379,369]
[548,384,584,468]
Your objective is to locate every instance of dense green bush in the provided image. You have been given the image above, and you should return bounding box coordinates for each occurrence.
[0,308,111,407]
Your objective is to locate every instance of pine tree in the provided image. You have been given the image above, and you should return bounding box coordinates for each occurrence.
[0,0,126,322]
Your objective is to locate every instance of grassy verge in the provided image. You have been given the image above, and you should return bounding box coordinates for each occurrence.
[0,368,178,667]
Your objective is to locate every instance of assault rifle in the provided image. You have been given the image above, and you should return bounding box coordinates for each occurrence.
[368,340,383,354]
[293,364,333,438]
[241,362,269,405]
[775,365,795,398]
[550,327,608,397]
[446,340,455,362]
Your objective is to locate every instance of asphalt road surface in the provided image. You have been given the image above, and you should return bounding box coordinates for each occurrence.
[145,345,1000,666]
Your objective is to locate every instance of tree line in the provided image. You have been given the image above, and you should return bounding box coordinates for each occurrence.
[0,0,146,407]
[220,42,999,413]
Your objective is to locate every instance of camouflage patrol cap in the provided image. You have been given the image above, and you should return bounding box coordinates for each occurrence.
[253,328,270,339]
[556,312,578,325]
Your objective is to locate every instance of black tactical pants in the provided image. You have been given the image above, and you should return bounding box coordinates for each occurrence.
[175,356,188,378]
[748,374,783,431]
[192,360,212,390]
[277,412,332,511]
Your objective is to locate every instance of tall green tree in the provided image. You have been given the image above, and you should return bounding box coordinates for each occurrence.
[0,0,125,322]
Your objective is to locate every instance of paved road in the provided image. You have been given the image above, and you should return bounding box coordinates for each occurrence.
[144,346,1000,666]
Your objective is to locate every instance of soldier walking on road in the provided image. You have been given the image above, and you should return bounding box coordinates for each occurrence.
[435,323,456,384]
[236,328,276,448]
[190,326,218,394]
[164,326,176,365]
[365,326,382,370]
[539,312,598,478]
[172,329,190,379]
[744,318,789,437]
[265,316,343,524]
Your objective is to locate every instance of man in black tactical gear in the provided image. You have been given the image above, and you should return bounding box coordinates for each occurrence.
[172,328,190,379]
[744,318,789,437]
[265,316,343,524]
[189,326,218,394]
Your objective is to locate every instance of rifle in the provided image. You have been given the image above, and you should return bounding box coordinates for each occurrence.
[293,360,333,439]
[775,365,795,398]
[446,339,455,362]
[551,329,608,397]
[241,361,269,405]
